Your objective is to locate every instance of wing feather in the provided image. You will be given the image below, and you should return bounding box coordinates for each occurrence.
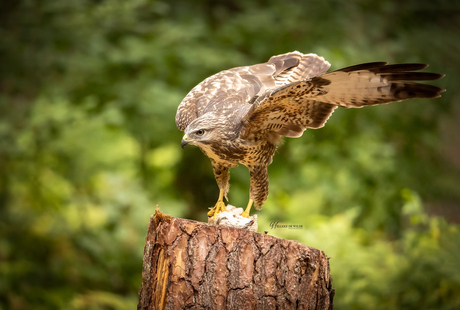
[175,52,331,131]
[245,62,445,136]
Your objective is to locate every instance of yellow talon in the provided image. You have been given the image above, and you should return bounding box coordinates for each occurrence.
[241,199,253,218]
[208,191,253,219]
[208,189,226,218]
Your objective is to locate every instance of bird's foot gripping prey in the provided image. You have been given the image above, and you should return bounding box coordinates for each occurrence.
[207,189,226,218]
[176,51,445,220]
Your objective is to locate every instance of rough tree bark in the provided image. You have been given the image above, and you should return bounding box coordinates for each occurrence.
[138,209,334,310]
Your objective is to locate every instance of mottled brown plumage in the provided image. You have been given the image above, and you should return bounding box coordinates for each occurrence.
[176,51,444,217]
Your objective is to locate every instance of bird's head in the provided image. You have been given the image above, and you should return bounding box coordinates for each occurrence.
[181,115,221,149]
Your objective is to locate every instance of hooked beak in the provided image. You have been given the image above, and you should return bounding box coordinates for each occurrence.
[181,135,189,148]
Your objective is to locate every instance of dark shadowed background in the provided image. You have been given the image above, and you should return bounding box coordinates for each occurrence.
[1,0,459,309]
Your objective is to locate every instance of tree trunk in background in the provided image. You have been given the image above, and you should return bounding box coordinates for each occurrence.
[137,209,334,310]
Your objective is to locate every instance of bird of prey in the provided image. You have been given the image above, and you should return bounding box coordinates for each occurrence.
[176,51,444,218]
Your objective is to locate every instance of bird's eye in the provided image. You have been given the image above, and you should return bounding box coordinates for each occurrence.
[196,129,205,136]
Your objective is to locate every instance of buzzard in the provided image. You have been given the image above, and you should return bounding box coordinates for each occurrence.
[176,51,444,218]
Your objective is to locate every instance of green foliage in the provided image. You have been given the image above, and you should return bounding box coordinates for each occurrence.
[0,0,459,309]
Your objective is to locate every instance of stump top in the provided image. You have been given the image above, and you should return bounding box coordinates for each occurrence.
[138,209,334,310]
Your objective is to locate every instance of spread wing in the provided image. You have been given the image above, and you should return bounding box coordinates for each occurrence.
[245,62,445,138]
[175,52,331,131]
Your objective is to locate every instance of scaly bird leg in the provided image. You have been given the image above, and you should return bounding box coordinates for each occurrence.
[207,188,226,217]
[241,199,253,218]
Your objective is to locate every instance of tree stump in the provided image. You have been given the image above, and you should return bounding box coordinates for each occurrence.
[137,209,334,310]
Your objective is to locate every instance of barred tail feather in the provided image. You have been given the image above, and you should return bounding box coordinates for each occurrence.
[312,63,445,108]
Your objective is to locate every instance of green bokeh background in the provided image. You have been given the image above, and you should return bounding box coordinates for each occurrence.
[1,0,459,309]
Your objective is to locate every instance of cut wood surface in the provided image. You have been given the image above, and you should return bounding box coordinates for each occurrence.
[137,209,334,310]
